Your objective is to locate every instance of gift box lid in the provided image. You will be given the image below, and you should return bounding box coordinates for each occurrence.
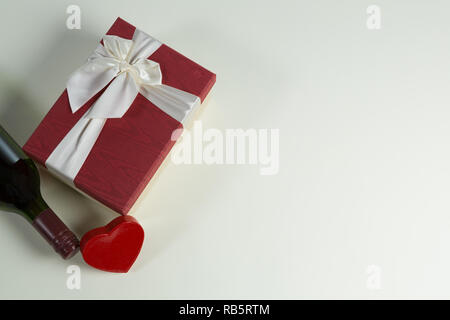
[23,17,216,215]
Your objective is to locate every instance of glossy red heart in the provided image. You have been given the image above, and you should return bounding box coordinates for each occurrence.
[80,216,144,273]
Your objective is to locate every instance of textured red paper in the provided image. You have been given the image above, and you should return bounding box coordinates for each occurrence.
[24,18,216,214]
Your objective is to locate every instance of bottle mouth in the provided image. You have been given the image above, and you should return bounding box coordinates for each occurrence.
[32,209,80,259]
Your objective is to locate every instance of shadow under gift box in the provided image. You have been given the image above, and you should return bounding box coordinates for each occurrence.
[23,17,216,215]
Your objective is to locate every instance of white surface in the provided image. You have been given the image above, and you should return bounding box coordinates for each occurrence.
[0,0,450,299]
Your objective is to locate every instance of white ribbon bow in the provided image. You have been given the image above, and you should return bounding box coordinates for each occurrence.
[67,30,199,121]
[45,30,200,184]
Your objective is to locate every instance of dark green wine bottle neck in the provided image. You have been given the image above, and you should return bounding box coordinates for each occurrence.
[22,195,49,222]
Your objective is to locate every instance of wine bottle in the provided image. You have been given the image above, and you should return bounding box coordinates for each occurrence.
[0,125,79,259]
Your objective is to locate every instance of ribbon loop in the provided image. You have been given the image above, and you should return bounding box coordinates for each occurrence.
[102,36,134,61]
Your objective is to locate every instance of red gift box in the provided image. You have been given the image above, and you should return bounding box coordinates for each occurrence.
[24,17,216,215]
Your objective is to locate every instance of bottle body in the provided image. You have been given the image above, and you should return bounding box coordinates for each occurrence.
[0,125,79,259]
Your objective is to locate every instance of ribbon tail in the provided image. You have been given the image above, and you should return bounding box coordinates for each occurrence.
[67,45,119,113]
[86,72,139,119]
[139,84,200,123]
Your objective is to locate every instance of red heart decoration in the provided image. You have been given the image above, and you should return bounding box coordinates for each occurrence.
[80,216,144,273]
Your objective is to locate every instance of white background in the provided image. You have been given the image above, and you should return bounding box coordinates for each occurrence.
[0,0,450,299]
